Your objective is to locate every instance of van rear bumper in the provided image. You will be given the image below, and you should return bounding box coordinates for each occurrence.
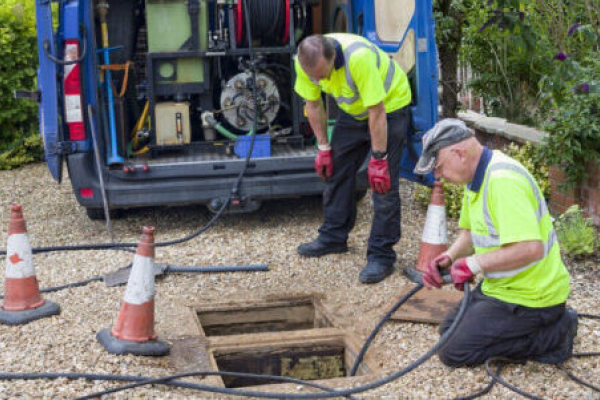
[66,153,369,211]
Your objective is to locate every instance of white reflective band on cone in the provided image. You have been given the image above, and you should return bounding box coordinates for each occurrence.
[123,255,155,305]
[421,205,448,244]
[5,234,34,279]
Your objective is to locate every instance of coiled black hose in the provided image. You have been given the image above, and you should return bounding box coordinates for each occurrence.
[244,0,286,46]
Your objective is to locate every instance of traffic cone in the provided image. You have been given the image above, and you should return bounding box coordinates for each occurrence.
[404,181,448,283]
[97,226,169,356]
[0,204,60,325]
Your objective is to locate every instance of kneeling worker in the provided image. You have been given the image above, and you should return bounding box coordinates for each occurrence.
[414,119,577,367]
[294,33,412,284]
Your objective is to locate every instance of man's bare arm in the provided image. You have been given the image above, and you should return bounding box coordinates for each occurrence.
[367,102,387,153]
[306,99,328,146]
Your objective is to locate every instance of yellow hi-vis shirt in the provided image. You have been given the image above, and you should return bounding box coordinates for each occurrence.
[459,150,571,308]
[294,33,411,120]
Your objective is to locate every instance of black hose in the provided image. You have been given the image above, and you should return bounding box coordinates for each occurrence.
[0,276,103,300]
[451,363,502,400]
[72,371,357,400]
[578,313,600,320]
[557,365,600,393]
[349,284,422,376]
[241,0,259,169]
[80,284,472,399]
[484,358,543,400]
[574,313,600,357]
[573,351,600,357]
[0,196,229,256]
[244,0,285,46]
[0,283,471,399]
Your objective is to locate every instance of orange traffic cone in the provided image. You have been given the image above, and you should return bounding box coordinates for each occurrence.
[97,226,169,356]
[404,181,448,283]
[0,204,60,325]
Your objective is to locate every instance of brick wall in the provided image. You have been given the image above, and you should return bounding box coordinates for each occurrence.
[550,162,600,226]
[459,111,600,226]
[473,130,514,150]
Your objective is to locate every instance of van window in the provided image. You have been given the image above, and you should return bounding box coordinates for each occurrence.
[374,0,415,43]
[392,29,415,74]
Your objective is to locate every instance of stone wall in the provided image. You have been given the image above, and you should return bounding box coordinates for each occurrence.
[458,111,600,226]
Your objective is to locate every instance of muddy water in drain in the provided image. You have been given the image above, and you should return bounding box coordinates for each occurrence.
[215,345,347,388]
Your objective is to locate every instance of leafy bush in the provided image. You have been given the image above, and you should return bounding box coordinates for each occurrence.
[461,1,599,127]
[414,141,550,218]
[504,141,550,199]
[539,54,600,188]
[414,181,464,219]
[0,134,43,170]
[460,4,550,125]
[0,0,39,143]
[555,205,597,258]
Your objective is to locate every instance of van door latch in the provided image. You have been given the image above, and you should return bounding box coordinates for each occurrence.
[51,141,77,156]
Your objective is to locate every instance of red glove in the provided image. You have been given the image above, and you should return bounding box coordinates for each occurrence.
[450,257,477,291]
[368,158,391,194]
[315,149,333,180]
[422,253,453,289]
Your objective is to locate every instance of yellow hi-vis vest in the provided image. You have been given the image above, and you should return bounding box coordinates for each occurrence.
[459,151,570,308]
[294,33,411,120]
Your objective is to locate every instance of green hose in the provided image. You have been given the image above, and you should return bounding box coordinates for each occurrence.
[205,113,256,141]
[214,122,238,141]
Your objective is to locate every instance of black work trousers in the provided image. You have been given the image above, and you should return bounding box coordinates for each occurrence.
[438,284,570,367]
[317,106,409,267]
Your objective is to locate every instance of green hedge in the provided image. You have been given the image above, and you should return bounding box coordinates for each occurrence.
[0,0,42,167]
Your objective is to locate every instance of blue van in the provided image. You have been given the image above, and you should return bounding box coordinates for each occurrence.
[33,0,437,219]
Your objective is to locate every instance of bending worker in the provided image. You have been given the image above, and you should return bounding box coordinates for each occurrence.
[415,119,576,366]
[294,33,412,284]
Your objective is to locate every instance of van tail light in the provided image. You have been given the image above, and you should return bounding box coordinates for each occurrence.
[63,40,85,140]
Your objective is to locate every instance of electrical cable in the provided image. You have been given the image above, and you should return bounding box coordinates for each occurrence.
[0,283,471,399]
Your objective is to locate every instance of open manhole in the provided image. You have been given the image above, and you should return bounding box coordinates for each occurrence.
[184,295,379,389]
[213,340,368,388]
[195,296,333,337]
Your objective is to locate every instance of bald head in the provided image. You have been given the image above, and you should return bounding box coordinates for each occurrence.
[298,35,335,70]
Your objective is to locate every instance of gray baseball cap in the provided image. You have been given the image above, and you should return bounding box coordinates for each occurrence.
[413,119,473,175]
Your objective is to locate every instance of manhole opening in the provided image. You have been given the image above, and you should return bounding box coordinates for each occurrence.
[197,298,332,336]
[214,342,364,388]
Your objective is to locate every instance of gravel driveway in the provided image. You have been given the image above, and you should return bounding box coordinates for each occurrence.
[0,163,598,399]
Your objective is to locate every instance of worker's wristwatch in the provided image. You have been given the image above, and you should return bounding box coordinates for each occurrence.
[372,150,388,160]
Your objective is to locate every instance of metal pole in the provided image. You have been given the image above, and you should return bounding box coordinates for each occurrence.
[96,0,124,165]
[164,265,269,273]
